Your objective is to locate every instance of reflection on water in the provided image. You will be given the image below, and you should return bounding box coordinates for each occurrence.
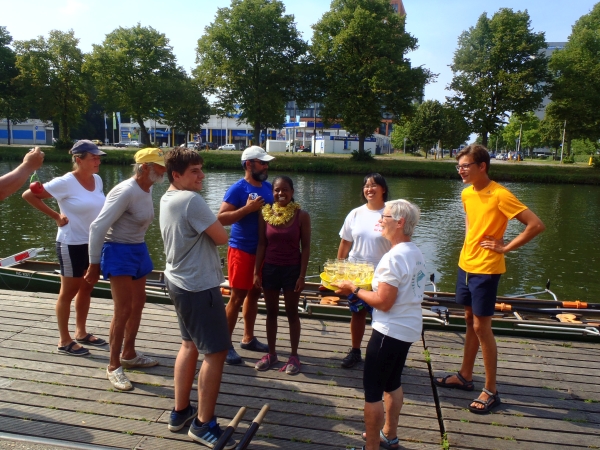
[1,162,598,301]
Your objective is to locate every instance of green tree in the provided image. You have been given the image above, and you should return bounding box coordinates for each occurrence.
[311,0,430,154]
[502,112,541,157]
[546,3,600,152]
[448,8,549,146]
[14,30,88,143]
[0,26,29,145]
[195,0,307,144]
[86,24,184,145]
[539,117,563,157]
[441,105,471,151]
[409,100,445,158]
[390,120,413,152]
[162,77,211,143]
[487,127,507,153]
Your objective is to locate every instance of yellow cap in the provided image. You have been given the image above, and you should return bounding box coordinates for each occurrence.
[134,148,166,167]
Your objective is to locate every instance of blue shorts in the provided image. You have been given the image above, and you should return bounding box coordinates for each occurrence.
[455,267,501,317]
[100,242,153,281]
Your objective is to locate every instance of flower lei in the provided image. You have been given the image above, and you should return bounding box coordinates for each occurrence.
[262,202,301,226]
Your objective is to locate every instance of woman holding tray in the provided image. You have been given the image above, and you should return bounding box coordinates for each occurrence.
[337,173,391,369]
[253,176,311,374]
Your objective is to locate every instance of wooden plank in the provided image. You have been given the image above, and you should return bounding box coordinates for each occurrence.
[0,415,141,448]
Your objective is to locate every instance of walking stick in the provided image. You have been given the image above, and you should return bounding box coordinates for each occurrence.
[236,404,270,450]
[213,406,247,450]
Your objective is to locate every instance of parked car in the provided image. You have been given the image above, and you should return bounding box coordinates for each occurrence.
[126,141,141,148]
[113,142,127,148]
[203,142,218,150]
[91,139,103,146]
[218,143,237,151]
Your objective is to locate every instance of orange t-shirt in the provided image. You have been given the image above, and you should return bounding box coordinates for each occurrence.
[458,181,527,274]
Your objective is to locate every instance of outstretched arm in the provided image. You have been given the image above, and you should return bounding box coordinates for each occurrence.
[0,148,44,200]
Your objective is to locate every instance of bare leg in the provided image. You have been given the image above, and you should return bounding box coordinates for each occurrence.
[197,349,228,422]
[226,288,248,337]
[282,289,301,356]
[382,386,404,441]
[73,278,95,340]
[174,340,199,411]
[263,289,280,355]
[121,277,147,360]
[56,276,84,349]
[436,306,479,386]
[364,400,385,450]
[107,276,133,371]
[470,314,497,409]
[350,308,367,350]
[241,286,261,343]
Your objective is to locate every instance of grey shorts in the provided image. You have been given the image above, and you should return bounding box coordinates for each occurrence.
[165,279,231,355]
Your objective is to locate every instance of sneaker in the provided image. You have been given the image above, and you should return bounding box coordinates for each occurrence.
[107,366,133,391]
[188,417,236,449]
[120,351,159,369]
[168,403,197,432]
[341,348,362,369]
[280,355,301,375]
[255,353,278,371]
[240,337,269,352]
[225,346,242,365]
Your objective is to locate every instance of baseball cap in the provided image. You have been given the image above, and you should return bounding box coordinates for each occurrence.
[70,140,106,156]
[134,148,166,167]
[241,145,275,162]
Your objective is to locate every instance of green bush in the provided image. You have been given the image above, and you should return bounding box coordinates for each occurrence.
[53,138,73,150]
[591,156,600,169]
[562,154,575,164]
[350,149,374,162]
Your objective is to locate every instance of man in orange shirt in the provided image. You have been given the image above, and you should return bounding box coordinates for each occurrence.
[434,144,545,414]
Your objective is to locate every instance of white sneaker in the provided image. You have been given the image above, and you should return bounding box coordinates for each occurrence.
[107,366,133,391]
[120,351,159,369]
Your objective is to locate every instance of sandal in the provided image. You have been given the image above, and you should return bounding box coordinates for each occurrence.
[57,341,89,356]
[361,430,399,449]
[279,355,301,375]
[75,333,107,346]
[468,388,501,414]
[433,371,474,391]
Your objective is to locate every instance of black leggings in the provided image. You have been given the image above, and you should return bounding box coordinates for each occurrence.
[363,329,412,403]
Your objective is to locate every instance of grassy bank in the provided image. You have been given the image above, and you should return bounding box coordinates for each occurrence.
[2,145,599,185]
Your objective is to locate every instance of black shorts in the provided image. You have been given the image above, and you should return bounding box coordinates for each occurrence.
[165,278,231,355]
[363,329,412,403]
[56,242,89,278]
[455,267,501,317]
[262,263,301,291]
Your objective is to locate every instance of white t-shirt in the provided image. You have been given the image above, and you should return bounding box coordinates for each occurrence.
[339,204,391,266]
[371,242,426,343]
[43,173,105,245]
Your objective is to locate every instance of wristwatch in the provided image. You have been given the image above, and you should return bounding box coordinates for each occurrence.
[353,286,361,295]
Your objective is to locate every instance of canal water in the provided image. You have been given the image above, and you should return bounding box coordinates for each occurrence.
[1,161,598,302]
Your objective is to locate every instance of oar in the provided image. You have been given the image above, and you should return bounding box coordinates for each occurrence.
[494,303,600,316]
[236,404,270,450]
[424,295,600,310]
[213,406,246,450]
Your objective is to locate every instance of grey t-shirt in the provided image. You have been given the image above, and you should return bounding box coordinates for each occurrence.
[89,178,155,264]
[160,189,225,292]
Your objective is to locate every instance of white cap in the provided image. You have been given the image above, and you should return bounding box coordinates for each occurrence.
[241,145,275,162]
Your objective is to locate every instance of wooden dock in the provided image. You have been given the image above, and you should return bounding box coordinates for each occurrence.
[0,288,598,449]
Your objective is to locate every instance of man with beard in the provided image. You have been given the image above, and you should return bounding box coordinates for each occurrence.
[86,148,167,391]
[217,146,275,365]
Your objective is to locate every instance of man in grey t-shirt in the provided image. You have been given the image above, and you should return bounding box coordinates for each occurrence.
[159,148,235,449]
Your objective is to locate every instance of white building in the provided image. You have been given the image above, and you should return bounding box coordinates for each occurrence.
[0,119,54,145]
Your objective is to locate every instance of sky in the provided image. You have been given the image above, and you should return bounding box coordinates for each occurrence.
[4,0,596,104]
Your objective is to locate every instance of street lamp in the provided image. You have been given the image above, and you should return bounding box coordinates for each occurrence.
[403,137,407,154]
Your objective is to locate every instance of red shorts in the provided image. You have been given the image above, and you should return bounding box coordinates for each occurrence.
[227,247,256,290]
